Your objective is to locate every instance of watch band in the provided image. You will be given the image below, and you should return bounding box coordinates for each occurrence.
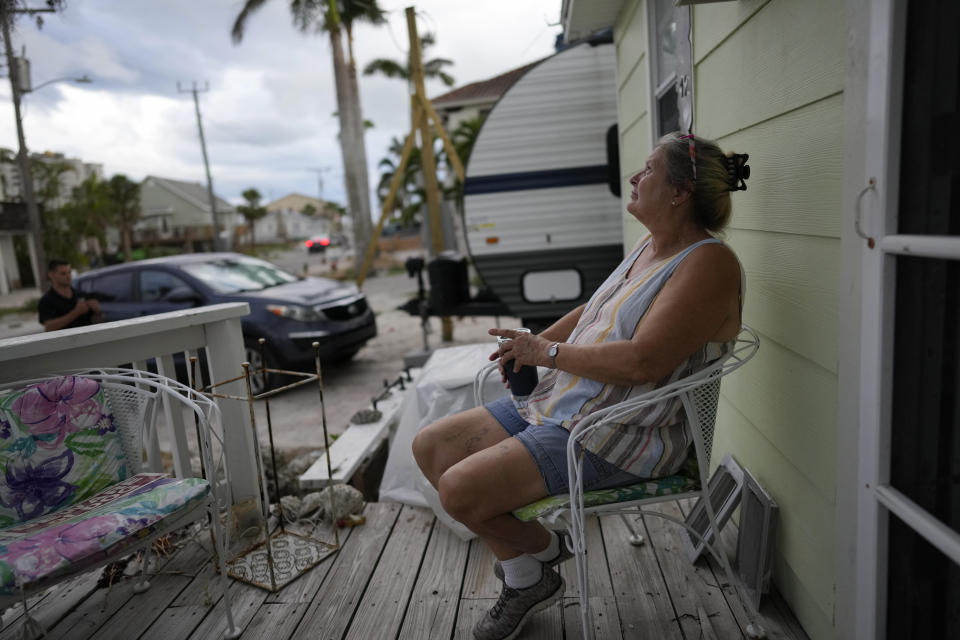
[548,343,560,368]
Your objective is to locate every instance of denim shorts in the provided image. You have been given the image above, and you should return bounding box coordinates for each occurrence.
[485,395,643,495]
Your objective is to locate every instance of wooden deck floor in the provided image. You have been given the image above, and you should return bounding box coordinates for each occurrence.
[0,501,810,640]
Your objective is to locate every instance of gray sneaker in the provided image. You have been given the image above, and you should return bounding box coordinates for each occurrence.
[492,534,574,582]
[473,568,564,640]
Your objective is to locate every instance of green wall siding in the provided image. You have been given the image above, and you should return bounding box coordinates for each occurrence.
[612,1,844,637]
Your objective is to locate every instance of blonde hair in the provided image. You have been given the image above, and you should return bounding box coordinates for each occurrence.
[658,132,736,233]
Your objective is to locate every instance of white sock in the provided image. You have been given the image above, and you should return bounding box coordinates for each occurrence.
[500,554,542,589]
[531,530,560,563]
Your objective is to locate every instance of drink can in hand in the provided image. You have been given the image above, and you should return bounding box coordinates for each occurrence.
[497,328,539,397]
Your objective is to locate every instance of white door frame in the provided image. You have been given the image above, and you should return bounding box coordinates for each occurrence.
[842,0,960,638]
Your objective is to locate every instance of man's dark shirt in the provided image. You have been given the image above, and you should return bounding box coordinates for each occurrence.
[38,287,94,330]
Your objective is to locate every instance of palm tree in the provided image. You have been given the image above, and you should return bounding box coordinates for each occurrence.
[106,175,141,262]
[363,33,455,87]
[43,173,107,267]
[448,114,485,204]
[231,0,385,265]
[236,188,269,250]
[376,136,424,228]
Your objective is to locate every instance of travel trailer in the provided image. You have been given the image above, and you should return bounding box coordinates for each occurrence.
[420,37,623,328]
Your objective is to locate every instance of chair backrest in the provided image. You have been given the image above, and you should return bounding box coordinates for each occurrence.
[678,326,759,468]
[687,375,723,466]
[100,380,159,475]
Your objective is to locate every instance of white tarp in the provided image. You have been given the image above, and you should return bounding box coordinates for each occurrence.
[378,343,510,540]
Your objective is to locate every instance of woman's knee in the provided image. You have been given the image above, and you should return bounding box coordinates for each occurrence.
[437,466,486,524]
[411,425,437,474]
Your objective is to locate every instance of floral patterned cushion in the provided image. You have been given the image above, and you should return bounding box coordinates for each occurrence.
[0,376,127,527]
[0,473,210,594]
[513,456,702,522]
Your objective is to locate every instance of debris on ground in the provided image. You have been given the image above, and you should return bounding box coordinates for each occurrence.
[271,484,365,525]
[337,514,366,528]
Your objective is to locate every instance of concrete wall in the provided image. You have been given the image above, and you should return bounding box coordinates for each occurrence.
[613,1,843,637]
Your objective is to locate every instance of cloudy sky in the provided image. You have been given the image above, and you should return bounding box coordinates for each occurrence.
[0,1,563,209]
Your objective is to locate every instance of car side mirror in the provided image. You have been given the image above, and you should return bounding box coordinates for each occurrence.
[164,286,202,305]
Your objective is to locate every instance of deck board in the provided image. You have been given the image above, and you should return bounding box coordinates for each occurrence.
[344,505,434,640]
[602,513,684,639]
[290,502,401,639]
[642,501,747,638]
[0,501,811,640]
[558,518,623,639]
[397,517,469,640]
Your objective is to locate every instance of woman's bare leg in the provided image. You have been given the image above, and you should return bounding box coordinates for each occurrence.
[412,407,552,560]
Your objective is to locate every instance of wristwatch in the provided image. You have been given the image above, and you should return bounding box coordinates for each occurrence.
[548,343,560,368]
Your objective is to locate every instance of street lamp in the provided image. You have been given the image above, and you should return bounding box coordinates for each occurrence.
[26,73,91,94]
[1,18,92,290]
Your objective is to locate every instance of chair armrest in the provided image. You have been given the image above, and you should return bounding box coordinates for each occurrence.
[474,360,500,407]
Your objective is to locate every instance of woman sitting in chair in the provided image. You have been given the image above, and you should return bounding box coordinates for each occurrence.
[413,132,750,640]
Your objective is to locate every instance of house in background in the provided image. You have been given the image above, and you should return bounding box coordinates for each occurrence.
[258,193,337,245]
[0,149,103,208]
[0,202,34,294]
[139,176,239,251]
[431,61,539,137]
[561,0,959,638]
[0,149,102,289]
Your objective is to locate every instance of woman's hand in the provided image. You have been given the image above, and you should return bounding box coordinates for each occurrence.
[488,328,551,372]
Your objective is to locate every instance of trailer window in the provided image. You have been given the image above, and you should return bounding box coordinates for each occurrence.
[522,270,582,303]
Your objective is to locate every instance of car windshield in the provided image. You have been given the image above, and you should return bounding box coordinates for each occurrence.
[180,257,299,293]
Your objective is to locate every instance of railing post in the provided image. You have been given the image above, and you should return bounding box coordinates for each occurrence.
[202,316,263,530]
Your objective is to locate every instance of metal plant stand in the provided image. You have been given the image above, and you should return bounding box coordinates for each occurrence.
[202,340,340,592]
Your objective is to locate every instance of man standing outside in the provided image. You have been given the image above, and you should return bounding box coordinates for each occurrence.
[38,259,103,331]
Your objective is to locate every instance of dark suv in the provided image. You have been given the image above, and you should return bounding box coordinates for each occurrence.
[74,253,376,391]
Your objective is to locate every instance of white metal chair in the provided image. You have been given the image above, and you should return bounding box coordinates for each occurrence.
[475,325,762,639]
[0,368,240,639]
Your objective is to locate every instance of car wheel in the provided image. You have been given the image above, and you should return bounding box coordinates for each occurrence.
[243,339,276,396]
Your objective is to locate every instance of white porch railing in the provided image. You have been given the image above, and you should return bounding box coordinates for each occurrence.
[0,303,261,527]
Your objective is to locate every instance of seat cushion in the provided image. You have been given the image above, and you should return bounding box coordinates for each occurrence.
[513,455,702,522]
[513,474,698,522]
[0,473,210,594]
[0,376,127,527]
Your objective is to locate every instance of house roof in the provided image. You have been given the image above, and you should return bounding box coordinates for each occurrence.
[431,60,541,108]
[142,176,234,213]
[265,193,325,212]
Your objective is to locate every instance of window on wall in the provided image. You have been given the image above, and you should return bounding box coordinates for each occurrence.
[650,0,680,137]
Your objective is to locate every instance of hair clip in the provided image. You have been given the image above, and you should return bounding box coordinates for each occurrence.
[725,153,750,191]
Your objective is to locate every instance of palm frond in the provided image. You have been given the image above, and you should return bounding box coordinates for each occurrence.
[290,0,328,33]
[363,58,408,80]
[436,71,456,87]
[340,0,387,27]
[231,0,271,43]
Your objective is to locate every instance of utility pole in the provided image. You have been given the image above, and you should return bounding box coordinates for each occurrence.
[178,81,221,250]
[2,4,55,290]
[308,167,331,202]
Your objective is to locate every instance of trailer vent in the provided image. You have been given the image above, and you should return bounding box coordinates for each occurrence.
[683,454,744,562]
[736,470,778,609]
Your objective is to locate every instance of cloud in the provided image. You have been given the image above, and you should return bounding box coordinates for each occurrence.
[0,0,563,210]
